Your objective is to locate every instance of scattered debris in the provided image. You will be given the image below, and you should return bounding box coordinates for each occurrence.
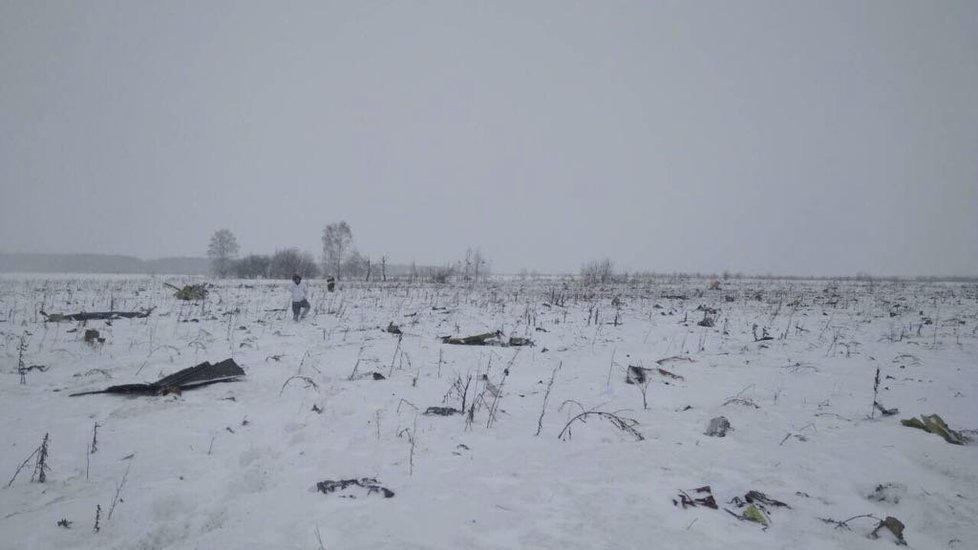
[424,407,461,416]
[870,516,908,546]
[705,416,732,437]
[725,490,789,527]
[164,283,208,301]
[867,482,907,505]
[731,491,790,510]
[674,486,718,509]
[316,478,394,499]
[626,365,684,385]
[901,414,970,445]
[69,358,244,397]
[41,309,153,322]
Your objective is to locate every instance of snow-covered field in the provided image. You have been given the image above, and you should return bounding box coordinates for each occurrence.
[1,275,976,550]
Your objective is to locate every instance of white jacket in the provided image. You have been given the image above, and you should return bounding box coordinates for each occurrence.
[289,281,308,302]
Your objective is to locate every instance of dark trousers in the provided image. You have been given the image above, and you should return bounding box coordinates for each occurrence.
[292,299,310,320]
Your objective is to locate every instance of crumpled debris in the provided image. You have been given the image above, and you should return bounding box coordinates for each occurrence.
[705,416,732,437]
[741,504,768,526]
[730,490,791,510]
[673,486,717,509]
[870,516,907,546]
[316,478,394,499]
[424,406,461,416]
[626,365,685,385]
[165,283,209,301]
[725,490,789,527]
[440,332,535,347]
[441,331,503,345]
[901,414,970,445]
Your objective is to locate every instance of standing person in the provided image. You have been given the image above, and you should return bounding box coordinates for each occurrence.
[289,274,311,321]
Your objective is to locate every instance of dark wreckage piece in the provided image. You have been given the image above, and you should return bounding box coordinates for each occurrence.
[69,359,244,397]
[41,309,154,322]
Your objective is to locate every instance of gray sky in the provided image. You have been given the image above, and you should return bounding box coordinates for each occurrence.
[2,1,976,276]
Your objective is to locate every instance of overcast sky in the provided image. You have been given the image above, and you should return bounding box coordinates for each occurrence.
[1,1,975,276]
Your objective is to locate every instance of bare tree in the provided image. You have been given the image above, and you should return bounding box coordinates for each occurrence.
[342,249,368,279]
[269,248,320,279]
[232,254,270,278]
[581,258,614,284]
[321,222,353,280]
[207,229,240,278]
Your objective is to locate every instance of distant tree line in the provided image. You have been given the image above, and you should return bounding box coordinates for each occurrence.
[207,224,491,282]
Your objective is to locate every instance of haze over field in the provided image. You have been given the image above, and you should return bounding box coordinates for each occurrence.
[1,1,976,276]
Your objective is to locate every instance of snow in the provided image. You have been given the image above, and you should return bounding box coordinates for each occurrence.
[1,275,976,549]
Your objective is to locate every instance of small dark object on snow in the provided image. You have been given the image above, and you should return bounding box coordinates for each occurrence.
[441,331,503,346]
[42,309,153,322]
[705,416,732,437]
[697,316,715,328]
[874,402,899,416]
[316,478,394,499]
[386,322,402,335]
[57,518,72,529]
[424,406,461,416]
[868,482,907,504]
[508,336,534,347]
[326,276,336,292]
[674,485,718,509]
[353,372,386,381]
[625,365,649,385]
[870,516,907,546]
[69,358,244,397]
[84,329,105,344]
